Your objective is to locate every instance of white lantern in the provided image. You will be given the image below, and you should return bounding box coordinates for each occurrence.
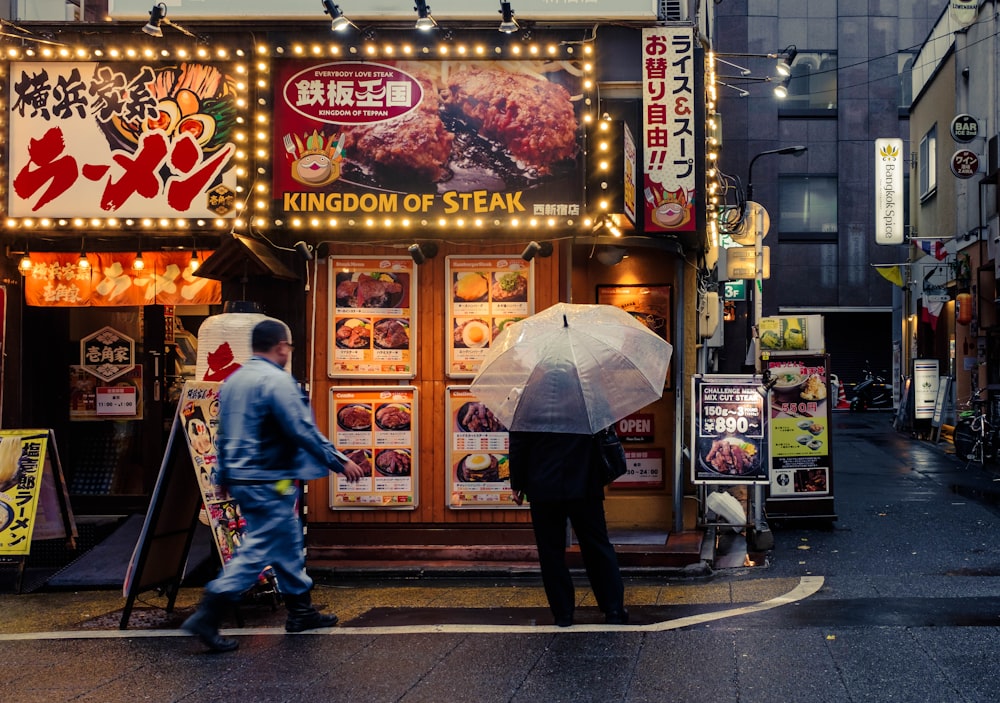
[195,304,291,381]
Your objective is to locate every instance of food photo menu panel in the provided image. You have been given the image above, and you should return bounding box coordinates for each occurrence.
[328,257,417,379]
[329,386,418,509]
[445,255,534,378]
[690,375,769,485]
[446,387,524,509]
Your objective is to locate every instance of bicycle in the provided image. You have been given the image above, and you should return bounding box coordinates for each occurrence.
[953,389,996,467]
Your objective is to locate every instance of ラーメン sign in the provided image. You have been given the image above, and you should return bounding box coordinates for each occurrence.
[874,138,904,245]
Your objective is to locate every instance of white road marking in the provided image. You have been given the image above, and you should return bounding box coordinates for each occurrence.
[0,575,823,641]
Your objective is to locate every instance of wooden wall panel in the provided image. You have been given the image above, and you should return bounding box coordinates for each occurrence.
[305,241,553,529]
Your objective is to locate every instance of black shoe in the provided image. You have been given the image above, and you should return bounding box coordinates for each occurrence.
[605,608,629,625]
[182,601,238,652]
[286,610,339,632]
[554,615,573,627]
[284,591,339,632]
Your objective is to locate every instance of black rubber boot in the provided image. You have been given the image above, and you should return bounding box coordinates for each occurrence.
[284,591,339,632]
[181,593,238,652]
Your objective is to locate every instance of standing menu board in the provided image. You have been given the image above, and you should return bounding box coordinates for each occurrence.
[330,386,418,509]
[446,256,534,378]
[179,382,247,564]
[0,430,53,554]
[446,387,522,509]
[691,375,769,485]
[764,354,837,521]
[329,257,418,379]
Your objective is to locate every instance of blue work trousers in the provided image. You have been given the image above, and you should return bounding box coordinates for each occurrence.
[205,482,312,600]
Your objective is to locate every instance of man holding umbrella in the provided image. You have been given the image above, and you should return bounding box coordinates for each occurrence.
[471,303,672,627]
[508,359,629,626]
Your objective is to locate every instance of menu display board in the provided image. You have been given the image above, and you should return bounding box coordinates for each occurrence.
[446,256,534,378]
[330,386,418,509]
[0,430,50,555]
[328,257,417,379]
[764,355,833,500]
[691,375,769,485]
[179,381,247,564]
[446,387,522,509]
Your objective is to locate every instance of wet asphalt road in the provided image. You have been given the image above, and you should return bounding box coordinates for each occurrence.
[4,412,1000,702]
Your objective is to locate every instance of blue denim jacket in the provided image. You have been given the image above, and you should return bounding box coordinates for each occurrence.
[217,356,347,484]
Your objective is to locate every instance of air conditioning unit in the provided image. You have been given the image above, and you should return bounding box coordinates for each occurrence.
[661,0,687,21]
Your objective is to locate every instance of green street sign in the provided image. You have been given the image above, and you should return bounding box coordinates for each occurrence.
[724,280,747,300]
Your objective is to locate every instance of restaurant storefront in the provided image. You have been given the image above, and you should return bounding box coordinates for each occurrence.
[1,11,707,564]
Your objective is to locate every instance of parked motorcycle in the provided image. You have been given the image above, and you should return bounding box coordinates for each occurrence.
[849,361,893,411]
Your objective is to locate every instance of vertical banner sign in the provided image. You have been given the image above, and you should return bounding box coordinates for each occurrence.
[328,256,417,379]
[330,386,418,509]
[875,138,904,245]
[0,431,50,555]
[447,387,518,509]
[180,382,247,565]
[913,359,940,420]
[764,356,833,499]
[9,61,240,219]
[691,375,769,484]
[623,122,638,225]
[642,27,697,233]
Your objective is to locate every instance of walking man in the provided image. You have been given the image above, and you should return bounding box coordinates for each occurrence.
[182,319,365,652]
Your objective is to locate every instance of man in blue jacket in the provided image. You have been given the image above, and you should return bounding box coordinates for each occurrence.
[182,319,365,652]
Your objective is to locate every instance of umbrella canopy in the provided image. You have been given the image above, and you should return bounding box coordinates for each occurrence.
[470,303,672,434]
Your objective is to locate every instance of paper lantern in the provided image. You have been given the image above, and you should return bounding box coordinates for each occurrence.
[956,292,973,325]
[195,305,291,381]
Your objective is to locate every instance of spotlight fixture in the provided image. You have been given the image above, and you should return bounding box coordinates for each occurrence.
[521,241,540,261]
[142,3,167,37]
[595,246,627,266]
[414,0,437,31]
[498,2,519,33]
[774,45,797,76]
[321,0,355,32]
[407,242,438,264]
[142,2,197,38]
[773,76,791,98]
[293,240,315,261]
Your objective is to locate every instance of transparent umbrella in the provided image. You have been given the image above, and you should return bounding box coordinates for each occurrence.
[470,303,672,434]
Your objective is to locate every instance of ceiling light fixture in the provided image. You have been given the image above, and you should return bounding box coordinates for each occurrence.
[498,2,519,33]
[321,0,355,32]
[414,0,437,31]
[18,243,31,273]
[78,239,90,270]
[133,243,145,270]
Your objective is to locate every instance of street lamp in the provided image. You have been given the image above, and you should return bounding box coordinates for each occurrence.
[742,145,806,553]
[746,145,807,372]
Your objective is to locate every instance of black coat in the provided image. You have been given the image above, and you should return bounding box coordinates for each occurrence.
[508,431,604,502]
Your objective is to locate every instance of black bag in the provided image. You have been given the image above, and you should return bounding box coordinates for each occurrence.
[596,426,628,485]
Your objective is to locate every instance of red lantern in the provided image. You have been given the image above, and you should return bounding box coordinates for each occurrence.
[956,292,973,325]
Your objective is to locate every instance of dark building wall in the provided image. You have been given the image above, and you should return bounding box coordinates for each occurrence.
[713,1,939,374]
